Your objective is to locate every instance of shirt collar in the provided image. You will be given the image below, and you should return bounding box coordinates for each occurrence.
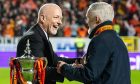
[40,26,49,40]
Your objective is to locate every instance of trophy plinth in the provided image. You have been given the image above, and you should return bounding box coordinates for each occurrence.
[10,39,47,84]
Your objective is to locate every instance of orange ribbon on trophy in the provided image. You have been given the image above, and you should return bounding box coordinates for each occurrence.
[9,58,27,84]
[34,58,46,84]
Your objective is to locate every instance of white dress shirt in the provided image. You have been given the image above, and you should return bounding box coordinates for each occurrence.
[41,27,49,40]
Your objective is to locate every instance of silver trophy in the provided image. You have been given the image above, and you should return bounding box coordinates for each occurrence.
[10,39,47,84]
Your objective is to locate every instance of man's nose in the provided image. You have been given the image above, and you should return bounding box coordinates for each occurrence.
[58,19,62,25]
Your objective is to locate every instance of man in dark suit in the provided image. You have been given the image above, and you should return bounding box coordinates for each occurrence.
[57,2,131,84]
[16,3,78,84]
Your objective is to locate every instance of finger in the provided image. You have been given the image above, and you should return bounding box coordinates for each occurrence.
[75,60,78,64]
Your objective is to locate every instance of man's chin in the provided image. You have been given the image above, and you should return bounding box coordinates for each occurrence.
[50,31,57,35]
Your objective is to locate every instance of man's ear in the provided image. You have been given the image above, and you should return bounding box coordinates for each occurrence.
[95,16,101,24]
[40,14,45,23]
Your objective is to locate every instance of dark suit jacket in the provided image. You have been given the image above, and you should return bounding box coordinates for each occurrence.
[16,24,77,84]
[60,21,131,84]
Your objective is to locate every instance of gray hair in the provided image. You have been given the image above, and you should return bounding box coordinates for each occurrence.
[87,2,114,22]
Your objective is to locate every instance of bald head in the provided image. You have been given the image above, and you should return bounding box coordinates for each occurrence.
[37,3,62,22]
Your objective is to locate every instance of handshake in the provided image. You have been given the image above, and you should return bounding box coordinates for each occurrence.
[56,56,86,74]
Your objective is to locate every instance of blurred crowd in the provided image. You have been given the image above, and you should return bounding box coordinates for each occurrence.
[0,0,140,38]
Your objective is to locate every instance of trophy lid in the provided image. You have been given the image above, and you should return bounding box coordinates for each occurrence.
[17,39,47,62]
[18,39,34,59]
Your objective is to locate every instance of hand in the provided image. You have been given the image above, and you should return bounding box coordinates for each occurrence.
[72,63,84,68]
[80,58,86,64]
[72,59,84,68]
[56,61,66,73]
[76,57,86,65]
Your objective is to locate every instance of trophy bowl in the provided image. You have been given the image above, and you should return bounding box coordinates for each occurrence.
[10,57,48,84]
[19,57,48,83]
[18,57,35,82]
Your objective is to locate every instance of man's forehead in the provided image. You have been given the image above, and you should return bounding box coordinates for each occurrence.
[44,7,62,16]
[41,4,62,13]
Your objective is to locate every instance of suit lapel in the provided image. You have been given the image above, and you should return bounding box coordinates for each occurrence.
[34,24,55,65]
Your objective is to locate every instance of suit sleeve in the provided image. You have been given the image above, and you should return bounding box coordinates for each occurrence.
[53,53,81,66]
[60,40,111,83]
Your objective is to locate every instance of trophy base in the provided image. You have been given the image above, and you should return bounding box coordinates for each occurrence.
[27,81,32,84]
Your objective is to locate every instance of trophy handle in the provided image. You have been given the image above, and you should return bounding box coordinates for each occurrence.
[33,57,48,84]
[39,57,48,69]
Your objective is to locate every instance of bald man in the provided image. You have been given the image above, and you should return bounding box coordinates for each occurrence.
[16,3,78,84]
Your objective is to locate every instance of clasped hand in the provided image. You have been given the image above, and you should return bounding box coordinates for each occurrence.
[56,58,85,74]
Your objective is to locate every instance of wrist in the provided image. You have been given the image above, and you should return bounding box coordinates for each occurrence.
[60,64,67,74]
